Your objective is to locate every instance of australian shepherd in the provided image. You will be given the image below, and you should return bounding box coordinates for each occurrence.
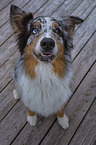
[10,5,83,129]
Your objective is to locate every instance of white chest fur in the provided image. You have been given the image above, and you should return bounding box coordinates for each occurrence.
[16,62,73,116]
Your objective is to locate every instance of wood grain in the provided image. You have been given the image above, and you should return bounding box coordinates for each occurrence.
[0,0,30,27]
[0,0,12,11]
[70,99,96,145]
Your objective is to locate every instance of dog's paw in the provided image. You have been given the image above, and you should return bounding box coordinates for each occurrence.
[13,89,19,99]
[57,114,69,129]
[27,114,37,126]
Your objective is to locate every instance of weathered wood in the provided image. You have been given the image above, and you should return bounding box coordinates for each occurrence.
[0,52,18,91]
[71,0,96,18]
[70,99,96,145]
[52,0,96,19]
[0,0,48,46]
[52,0,83,18]
[0,0,29,27]
[0,101,27,145]
[0,0,12,11]
[0,81,16,121]
[34,0,65,17]
[73,33,96,89]
[41,63,96,145]
[72,7,96,60]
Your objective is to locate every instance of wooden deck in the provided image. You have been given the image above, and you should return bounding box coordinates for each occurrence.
[0,0,96,144]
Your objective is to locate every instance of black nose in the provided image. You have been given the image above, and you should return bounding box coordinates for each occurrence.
[40,38,55,51]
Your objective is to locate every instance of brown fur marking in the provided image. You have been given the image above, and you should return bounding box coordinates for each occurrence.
[24,35,42,79]
[52,38,66,78]
[57,106,64,118]
[35,21,41,30]
[52,22,58,30]
[27,108,35,116]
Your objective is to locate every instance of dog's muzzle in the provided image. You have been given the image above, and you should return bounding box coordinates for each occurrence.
[34,38,56,62]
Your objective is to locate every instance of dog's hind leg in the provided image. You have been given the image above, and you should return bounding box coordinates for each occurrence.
[57,106,69,129]
[27,108,37,126]
[13,89,19,100]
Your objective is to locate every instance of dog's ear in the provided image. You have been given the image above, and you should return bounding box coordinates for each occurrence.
[10,5,33,33]
[60,16,84,36]
[10,5,33,54]
[69,16,84,32]
[60,16,83,49]
[70,16,84,25]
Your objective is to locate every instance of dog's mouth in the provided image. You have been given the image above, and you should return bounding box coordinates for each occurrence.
[33,52,56,62]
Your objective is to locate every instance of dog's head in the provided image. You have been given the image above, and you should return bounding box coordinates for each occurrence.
[10,5,83,78]
[10,5,83,62]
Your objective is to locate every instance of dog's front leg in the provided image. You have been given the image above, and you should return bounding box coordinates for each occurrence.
[27,108,37,126]
[57,106,69,129]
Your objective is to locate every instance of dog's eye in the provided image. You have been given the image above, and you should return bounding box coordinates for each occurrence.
[53,27,61,34]
[55,27,60,33]
[32,28,38,34]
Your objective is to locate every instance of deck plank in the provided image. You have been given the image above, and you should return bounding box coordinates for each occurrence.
[70,99,96,145]
[34,0,65,17]
[0,81,16,121]
[0,0,12,11]
[0,0,30,27]
[41,62,96,145]
[72,7,96,60]
[0,101,27,145]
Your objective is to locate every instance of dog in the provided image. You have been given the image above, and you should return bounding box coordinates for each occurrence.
[10,5,83,129]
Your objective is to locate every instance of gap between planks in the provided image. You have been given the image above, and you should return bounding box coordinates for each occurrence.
[68,97,96,145]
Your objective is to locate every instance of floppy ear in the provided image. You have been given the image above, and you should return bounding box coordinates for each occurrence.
[60,16,84,49]
[70,16,84,24]
[10,5,33,54]
[69,16,84,32]
[60,16,84,35]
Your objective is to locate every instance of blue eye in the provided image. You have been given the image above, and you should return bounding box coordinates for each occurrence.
[55,27,60,33]
[32,28,38,34]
